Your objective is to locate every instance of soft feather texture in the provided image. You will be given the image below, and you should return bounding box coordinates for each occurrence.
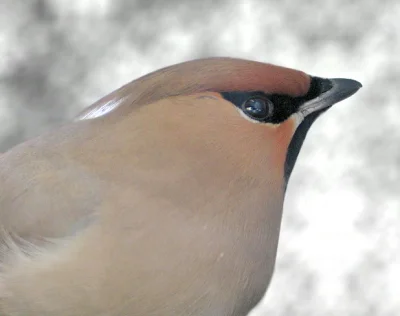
[76,57,310,121]
[0,57,312,315]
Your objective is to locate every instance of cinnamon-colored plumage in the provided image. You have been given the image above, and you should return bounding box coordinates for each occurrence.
[0,57,361,315]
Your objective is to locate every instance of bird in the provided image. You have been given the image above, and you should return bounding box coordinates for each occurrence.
[0,57,361,316]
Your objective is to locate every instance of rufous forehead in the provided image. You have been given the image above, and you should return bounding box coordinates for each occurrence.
[159,57,312,98]
[76,57,312,121]
[209,59,311,97]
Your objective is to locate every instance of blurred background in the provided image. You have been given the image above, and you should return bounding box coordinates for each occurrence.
[0,0,399,315]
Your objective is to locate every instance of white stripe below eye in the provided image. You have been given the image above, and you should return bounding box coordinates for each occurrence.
[292,112,305,128]
[236,107,305,128]
[237,108,265,124]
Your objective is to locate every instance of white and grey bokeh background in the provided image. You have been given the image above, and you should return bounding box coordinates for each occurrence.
[0,0,399,315]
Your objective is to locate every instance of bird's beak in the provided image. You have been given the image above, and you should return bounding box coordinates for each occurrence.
[299,78,362,117]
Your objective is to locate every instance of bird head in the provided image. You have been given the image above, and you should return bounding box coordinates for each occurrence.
[0,58,362,315]
[77,57,361,194]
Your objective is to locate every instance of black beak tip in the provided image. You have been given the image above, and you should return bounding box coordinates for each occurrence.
[329,78,363,99]
[332,77,362,88]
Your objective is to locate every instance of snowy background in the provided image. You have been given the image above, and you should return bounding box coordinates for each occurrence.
[0,0,399,315]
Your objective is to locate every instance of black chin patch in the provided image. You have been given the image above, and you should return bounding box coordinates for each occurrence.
[283,107,329,184]
[219,76,334,186]
[283,77,333,185]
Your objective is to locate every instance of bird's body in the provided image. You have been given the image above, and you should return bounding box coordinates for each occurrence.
[0,58,361,315]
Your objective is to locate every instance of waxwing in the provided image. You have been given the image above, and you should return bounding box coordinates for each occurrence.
[0,57,361,316]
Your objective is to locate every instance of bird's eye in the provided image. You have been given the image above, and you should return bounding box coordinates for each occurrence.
[241,97,274,121]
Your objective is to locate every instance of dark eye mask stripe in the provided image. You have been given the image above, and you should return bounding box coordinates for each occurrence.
[220,76,332,124]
